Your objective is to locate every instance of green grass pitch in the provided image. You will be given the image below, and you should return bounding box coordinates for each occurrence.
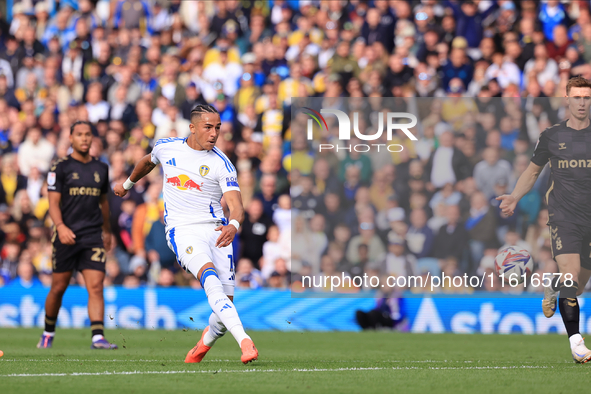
[1,328,591,394]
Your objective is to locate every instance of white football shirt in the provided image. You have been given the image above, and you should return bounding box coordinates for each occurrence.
[150,138,240,231]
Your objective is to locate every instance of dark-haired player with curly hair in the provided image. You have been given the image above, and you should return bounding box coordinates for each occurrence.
[38,121,117,349]
[498,76,591,363]
[113,104,258,364]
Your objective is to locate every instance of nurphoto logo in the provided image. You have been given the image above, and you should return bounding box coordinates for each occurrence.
[303,107,418,152]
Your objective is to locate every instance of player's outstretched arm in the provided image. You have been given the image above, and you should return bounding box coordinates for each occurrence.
[496,161,544,216]
[113,154,157,198]
[48,191,76,245]
[215,190,245,248]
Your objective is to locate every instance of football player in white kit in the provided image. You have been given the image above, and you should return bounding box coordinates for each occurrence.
[114,104,258,364]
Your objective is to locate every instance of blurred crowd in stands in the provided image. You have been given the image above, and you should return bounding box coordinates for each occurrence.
[0,0,587,292]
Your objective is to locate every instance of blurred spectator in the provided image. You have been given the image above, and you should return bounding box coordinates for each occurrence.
[465,192,498,270]
[406,209,434,259]
[7,260,42,288]
[452,1,486,49]
[114,0,152,33]
[240,199,273,269]
[524,44,559,88]
[154,105,190,141]
[339,138,373,184]
[85,82,110,123]
[152,55,186,108]
[236,258,263,289]
[431,204,469,263]
[539,0,567,41]
[203,44,242,99]
[17,128,55,176]
[0,241,20,283]
[272,194,291,234]
[181,82,207,120]
[346,211,385,265]
[0,154,27,205]
[107,66,141,107]
[0,74,20,109]
[292,175,317,219]
[426,131,470,189]
[255,174,280,218]
[473,147,513,200]
[441,46,473,91]
[105,258,125,286]
[381,233,418,279]
[158,268,176,287]
[485,52,521,89]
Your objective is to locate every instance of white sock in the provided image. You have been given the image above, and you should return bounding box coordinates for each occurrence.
[43,331,55,337]
[569,333,584,349]
[92,334,104,342]
[202,270,250,346]
[229,326,250,345]
[203,312,226,347]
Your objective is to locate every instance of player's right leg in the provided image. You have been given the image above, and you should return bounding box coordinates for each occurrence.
[38,271,73,348]
[555,253,591,363]
[39,235,80,348]
[548,223,591,363]
[196,262,258,364]
[170,225,257,363]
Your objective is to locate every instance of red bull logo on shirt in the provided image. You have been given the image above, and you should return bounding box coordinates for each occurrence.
[165,174,204,191]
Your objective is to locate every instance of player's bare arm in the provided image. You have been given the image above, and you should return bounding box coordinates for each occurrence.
[48,191,76,245]
[99,194,112,252]
[215,190,244,248]
[496,161,544,217]
[113,154,157,197]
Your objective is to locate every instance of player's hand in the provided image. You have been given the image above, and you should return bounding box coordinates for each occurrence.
[215,225,237,248]
[496,194,518,216]
[57,224,76,245]
[102,231,112,252]
[113,183,128,198]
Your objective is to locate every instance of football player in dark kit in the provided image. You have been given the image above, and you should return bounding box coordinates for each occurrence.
[37,121,117,349]
[498,76,591,363]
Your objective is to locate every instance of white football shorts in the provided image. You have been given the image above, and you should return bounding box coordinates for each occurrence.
[166,222,236,296]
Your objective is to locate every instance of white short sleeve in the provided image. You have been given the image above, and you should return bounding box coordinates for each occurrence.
[211,147,240,194]
[218,167,240,194]
[151,140,164,165]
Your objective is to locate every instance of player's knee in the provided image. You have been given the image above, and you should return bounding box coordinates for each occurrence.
[191,255,214,279]
[86,282,104,297]
[559,281,579,298]
[50,282,69,296]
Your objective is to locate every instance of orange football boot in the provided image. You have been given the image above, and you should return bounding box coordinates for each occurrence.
[185,326,212,363]
[240,338,258,364]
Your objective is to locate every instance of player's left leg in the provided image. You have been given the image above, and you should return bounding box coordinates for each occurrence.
[185,307,228,363]
[81,268,118,349]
